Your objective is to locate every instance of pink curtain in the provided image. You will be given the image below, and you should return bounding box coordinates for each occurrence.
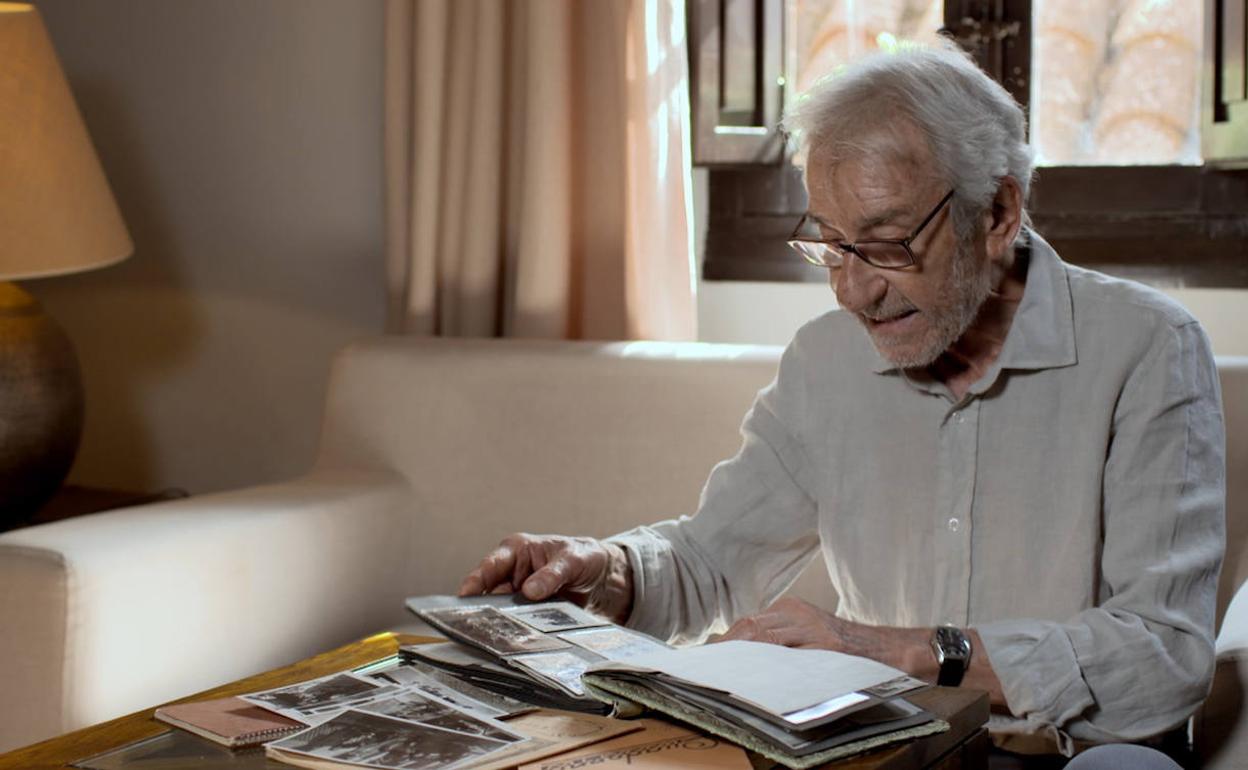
[384,0,696,340]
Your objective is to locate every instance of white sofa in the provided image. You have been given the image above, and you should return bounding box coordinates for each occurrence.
[0,337,1244,766]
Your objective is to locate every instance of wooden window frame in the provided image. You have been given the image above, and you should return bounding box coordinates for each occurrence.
[695,0,1248,287]
[689,0,786,164]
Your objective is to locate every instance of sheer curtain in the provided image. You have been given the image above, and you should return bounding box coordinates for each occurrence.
[383,0,696,340]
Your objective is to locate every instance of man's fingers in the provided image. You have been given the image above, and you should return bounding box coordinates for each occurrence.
[458,544,518,595]
[457,570,486,597]
[512,544,534,592]
[521,556,577,600]
[459,534,602,602]
[717,617,763,643]
[715,612,796,645]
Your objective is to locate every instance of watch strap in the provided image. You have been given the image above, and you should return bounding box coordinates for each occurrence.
[936,656,966,687]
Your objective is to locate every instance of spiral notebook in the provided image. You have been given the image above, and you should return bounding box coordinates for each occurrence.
[154,696,304,747]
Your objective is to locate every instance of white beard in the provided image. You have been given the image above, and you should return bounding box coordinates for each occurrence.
[863,242,994,369]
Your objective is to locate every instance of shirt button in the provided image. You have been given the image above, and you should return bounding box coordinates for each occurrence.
[947,517,961,532]
[953,411,965,424]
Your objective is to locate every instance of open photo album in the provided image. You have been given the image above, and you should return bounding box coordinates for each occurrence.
[404,595,947,769]
[403,597,669,714]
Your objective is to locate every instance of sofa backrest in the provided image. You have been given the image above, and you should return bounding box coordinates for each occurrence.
[1217,356,1248,631]
[315,337,789,599]
[315,338,1248,630]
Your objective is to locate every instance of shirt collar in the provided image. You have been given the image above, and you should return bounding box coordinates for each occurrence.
[869,229,1078,378]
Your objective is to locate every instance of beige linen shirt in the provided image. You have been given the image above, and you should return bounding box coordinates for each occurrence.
[609,234,1225,754]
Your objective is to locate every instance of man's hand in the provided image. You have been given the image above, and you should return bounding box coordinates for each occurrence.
[457,533,634,624]
[718,597,1006,706]
[717,597,906,660]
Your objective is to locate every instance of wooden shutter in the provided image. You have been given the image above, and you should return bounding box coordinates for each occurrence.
[941,1,1031,117]
[1205,0,1248,165]
[688,0,786,165]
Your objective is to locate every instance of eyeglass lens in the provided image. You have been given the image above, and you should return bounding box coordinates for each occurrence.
[788,239,912,269]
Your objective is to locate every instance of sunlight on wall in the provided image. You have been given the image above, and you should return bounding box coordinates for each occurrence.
[698,279,1248,357]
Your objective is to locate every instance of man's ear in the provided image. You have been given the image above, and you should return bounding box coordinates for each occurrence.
[984,176,1024,264]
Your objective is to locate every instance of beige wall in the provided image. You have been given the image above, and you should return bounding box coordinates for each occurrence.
[28,0,386,494]
[699,280,1248,356]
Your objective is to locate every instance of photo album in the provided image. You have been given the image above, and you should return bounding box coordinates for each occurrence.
[405,595,947,769]
[403,597,669,715]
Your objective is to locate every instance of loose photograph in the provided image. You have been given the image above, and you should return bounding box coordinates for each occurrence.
[510,647,605,696]
[422,606,571,656]
[241,672,401,724]
[403,641,514,676]
[379,664,531,719]
[268,708,512,770]
[357,691,524,743]
[557,627,670,662]
[505,602,608,633]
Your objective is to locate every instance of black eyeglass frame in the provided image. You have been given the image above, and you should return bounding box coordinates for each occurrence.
[787,189,956,270]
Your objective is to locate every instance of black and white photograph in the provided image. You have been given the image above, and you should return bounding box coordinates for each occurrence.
[864,675,926,700]
[403,641,511,673]
[378,663,532,719]
[505,602,608,633]
[357,691,524,743]
[402,641,517,682]
[422,606,571,656]
[268,709,512,770]
[240,672,401,724]
[510,647,605,696]
[557,627,670,662]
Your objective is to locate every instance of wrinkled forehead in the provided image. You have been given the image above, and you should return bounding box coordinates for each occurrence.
[804,120,943,202]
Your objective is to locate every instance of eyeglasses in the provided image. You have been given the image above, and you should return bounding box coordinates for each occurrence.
[787,189,956,270]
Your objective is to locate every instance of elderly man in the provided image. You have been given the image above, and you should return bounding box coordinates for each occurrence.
[459,46,1225,768]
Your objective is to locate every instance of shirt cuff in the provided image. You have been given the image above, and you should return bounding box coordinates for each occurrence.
[604,525,676,641]
[976,617,1096,747]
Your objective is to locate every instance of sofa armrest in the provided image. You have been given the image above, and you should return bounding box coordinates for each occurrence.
[0,469,415,753]
[1195,579,1248,770]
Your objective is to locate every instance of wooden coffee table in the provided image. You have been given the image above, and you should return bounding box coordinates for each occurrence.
[0,632,989,770]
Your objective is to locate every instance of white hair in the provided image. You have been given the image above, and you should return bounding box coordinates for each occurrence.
[782,43,1035,242]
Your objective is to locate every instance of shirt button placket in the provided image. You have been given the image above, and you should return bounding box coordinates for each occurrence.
[944,401,977,627]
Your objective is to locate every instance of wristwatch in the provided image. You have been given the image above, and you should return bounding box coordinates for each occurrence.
[932,625,972,687]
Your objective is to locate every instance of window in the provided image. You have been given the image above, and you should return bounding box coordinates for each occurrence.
[692,0,1248,286]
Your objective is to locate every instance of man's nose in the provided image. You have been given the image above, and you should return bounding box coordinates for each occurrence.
[832,253,887,312]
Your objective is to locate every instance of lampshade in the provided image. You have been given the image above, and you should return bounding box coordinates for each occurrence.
[0,1,132,279]
[0,2,132,528]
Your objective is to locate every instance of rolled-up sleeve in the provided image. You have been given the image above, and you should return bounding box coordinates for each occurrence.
[977,320,1225,751]
[608,344,821,645]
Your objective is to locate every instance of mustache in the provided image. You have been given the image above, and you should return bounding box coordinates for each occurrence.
[859,296,918,322]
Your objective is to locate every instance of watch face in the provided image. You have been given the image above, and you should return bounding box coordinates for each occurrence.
[933,626,971,687]
[935,626,970,660]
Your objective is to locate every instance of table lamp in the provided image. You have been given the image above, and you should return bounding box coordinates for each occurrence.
[0,2,133,526]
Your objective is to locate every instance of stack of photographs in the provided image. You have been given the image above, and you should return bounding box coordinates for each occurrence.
[265,692,529,770]
[402,600,670,714]
[241,673,405,726]
[371,659,536,721]
[232,668,537,770]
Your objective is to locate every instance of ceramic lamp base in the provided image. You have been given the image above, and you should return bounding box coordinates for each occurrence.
[0,281,83,527]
